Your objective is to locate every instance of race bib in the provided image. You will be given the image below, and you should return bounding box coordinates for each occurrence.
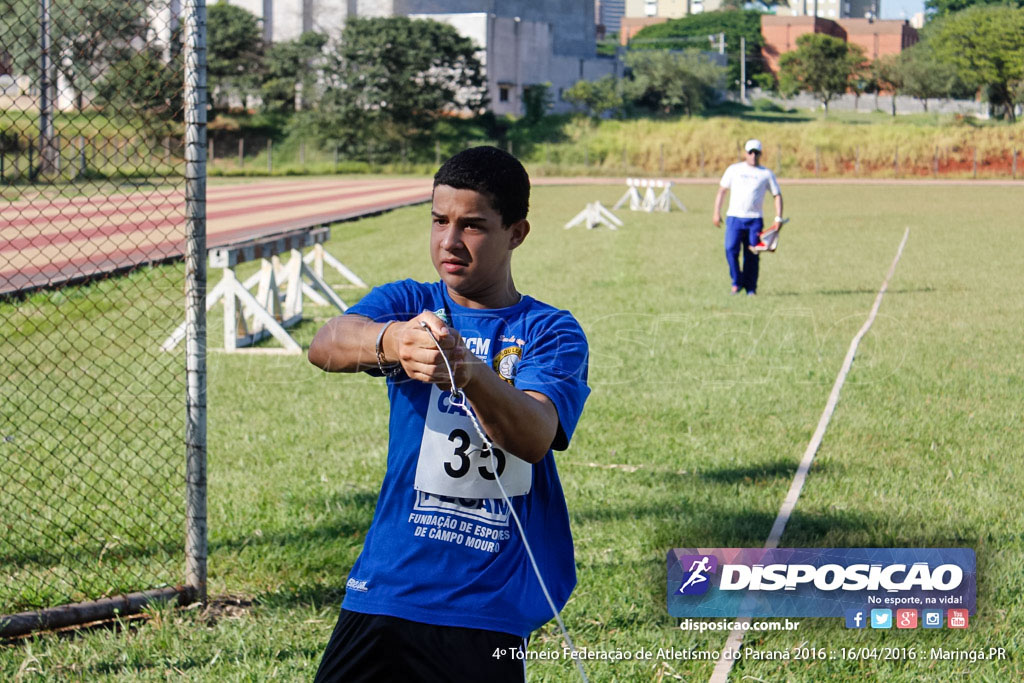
[414,385,532,498]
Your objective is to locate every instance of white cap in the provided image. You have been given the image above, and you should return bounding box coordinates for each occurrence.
[744,139,762,153]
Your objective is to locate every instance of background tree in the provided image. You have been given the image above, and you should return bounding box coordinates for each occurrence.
[522,83,553,124]
[0,0,149,111]
[898,43,971,111]
[778,34,863,113]
[623,50,726,116]
[629,10,766,93]
[563,76,625,118]
[94,49,181,135]
[261,32,329,113]
[871,54,904,116]
[297,17,486,152]
[925,5,1024,121]
[925,0,1023,19]
[207,1,264,110]
[848,61,877,112]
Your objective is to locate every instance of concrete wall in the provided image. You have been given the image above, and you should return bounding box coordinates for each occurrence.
[743,87,989,117]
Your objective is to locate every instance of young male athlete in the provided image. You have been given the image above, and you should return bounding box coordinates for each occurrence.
[307,146,590,682]
[712,138,784,296]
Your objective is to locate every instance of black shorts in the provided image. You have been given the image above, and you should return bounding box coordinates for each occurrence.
[314,608,527,682]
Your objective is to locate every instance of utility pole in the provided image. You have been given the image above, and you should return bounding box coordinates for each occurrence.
[719,32,725,55]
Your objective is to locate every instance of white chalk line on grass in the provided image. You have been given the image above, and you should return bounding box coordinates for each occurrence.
[708,227,911,683]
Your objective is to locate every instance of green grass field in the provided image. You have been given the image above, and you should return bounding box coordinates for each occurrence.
[2,180,1022,680]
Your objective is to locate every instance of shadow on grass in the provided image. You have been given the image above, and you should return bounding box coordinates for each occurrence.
[210,489,378,554]
[573,502,879,549]
[736,112,816,124]
[697,458,803,484]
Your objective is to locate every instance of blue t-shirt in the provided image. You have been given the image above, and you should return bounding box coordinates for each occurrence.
[342,279,590,637]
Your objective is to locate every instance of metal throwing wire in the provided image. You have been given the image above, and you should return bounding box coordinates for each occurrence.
[419,321,589,682]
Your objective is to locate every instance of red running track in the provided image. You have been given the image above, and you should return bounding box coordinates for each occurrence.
[0,177,432,296]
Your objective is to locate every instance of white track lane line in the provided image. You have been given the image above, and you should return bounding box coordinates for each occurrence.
[709,227,911,683]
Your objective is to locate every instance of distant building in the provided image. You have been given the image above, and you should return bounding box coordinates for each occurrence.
[778,0,878,20]
[224,0,617,116]
[761,14,918,74]
[840,17,918,59]
[618,0,726,45]
[596,0,625,34]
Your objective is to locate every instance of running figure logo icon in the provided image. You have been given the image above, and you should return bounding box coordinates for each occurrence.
[676,554,718,595]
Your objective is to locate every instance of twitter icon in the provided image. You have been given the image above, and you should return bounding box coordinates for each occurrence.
[870,609,892,629]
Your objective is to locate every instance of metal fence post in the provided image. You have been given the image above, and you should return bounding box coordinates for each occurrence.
[78,135,86,178]
[267,139,272,174]
[183,0,209,606]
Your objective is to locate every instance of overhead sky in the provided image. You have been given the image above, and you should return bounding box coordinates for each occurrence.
[880,0,925,19]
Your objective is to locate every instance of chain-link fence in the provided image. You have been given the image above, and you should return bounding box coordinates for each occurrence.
[1,0,206,635]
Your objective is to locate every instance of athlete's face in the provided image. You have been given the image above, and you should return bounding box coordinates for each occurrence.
[430,184,528,308]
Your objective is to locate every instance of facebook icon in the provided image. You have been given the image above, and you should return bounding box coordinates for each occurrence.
[845,609,867,629]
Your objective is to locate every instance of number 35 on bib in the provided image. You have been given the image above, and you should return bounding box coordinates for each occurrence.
[414,386,533,499]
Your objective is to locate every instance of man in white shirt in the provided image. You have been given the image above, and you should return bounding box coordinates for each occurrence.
[712,139,784,296]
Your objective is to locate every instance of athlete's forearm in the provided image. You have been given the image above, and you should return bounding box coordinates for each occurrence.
[460,360,558,464]
[774,194,784,222]
[308,314,382,372]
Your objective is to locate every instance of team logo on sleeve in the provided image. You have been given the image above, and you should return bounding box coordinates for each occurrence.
[493,346,522,384]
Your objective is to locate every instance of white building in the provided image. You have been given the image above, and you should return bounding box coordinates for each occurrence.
[779,0,879,19]
[224,0,619,115]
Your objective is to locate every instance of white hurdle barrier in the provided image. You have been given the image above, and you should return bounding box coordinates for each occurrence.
[613,178,687,213]
[161,226,364,354]
[564,201,623,231]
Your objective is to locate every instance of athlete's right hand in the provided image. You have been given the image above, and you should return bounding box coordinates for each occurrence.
[712,214,722,228]
[385,312,477,390]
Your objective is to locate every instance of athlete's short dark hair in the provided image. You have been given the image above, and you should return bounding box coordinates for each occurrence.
[433,146,530,226]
